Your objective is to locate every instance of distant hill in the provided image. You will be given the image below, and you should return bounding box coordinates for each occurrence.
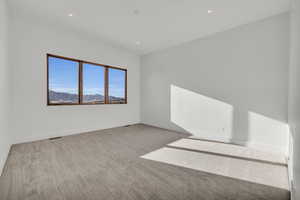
[49,90,80,103]
[49,90,124,103]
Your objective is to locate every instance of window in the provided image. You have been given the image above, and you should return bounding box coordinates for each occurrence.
[47,54,127,105]
[108,68,126,104]
[82,63,105,104]
[48,56,79,104]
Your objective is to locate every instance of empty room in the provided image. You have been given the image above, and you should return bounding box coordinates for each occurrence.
[1,0,300,199]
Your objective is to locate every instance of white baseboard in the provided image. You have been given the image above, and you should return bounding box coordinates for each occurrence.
[291,183,296,200]
[142,122,288,157]
[288,126,294,193]
[0,144,11,176]
[13,121,140,145]
[142,122,288,156]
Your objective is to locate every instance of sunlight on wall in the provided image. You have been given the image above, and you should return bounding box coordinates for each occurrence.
[170,85,289,154]
[248,111,289,154]
[170,85,234,141]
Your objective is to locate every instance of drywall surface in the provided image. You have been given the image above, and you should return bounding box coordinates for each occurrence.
[141,13,290,154]
[9,15,140,144]
[289,0,300,198]
[0,0,11,174]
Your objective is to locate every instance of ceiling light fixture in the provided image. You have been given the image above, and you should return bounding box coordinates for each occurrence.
[68,13,73,17]
[133,9,140,15]
[207,10,213,14]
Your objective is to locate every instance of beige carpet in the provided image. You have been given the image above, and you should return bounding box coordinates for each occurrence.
[0,124,290,200]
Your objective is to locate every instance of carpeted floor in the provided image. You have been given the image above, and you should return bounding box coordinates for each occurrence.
[0,124,290,200]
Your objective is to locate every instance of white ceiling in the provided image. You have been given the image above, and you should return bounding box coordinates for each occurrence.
[9,0,290,55]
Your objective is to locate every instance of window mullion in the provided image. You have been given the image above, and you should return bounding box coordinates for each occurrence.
[79,61,83,104]
[125,70,127,104]
[104,67,109,104]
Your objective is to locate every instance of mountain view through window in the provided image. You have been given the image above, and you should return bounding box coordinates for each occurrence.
[48,56,79,104]
[109,68,126,103]
[83,63,105,103]
[47,55,127,105]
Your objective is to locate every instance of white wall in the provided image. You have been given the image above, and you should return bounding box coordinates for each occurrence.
[141,13,290,154]
[289,0,300,198]
[9,15,140,144]
[0,0,11,174]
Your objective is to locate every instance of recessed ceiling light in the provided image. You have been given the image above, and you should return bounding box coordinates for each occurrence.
[133,9,140,15]
[207,10,213,14]
[68,13,73,17]
[135,41,141,45]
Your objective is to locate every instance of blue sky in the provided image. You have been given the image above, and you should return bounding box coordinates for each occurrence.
[83,63,104,95]
[108,68,125,98]
[49,57,125,97]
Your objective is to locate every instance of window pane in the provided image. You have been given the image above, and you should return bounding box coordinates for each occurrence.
[83,63,105,103]
[108,68,126,103]
[48,56,79,104]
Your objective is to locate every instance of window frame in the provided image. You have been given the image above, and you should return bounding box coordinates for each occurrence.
[47,54,127,106]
